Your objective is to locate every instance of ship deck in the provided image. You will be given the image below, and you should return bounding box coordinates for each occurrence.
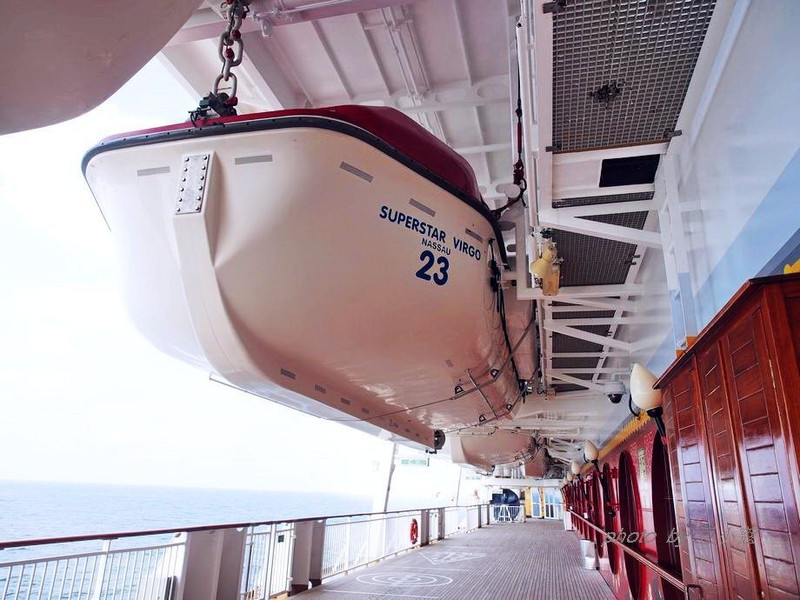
[299,519,615,600]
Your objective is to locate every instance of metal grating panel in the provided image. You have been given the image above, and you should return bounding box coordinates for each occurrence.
[552,212,648,286]
[553,191,654,209]
[552,0,716,151]
[552,325,610,353]
[552,356,603,369]
[552,310,615,320]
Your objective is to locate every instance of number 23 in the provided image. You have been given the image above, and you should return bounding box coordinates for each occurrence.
[415,250,449,286]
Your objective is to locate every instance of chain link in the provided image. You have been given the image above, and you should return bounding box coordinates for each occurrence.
[190,0,251,123]
[214,0,251,97]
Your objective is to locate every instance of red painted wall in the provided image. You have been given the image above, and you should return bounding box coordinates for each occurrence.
[567,420,680,600]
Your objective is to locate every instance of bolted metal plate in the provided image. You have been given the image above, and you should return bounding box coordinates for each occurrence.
[176,154,210,215]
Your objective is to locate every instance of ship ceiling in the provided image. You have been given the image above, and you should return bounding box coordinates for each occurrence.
[162,0,717,469]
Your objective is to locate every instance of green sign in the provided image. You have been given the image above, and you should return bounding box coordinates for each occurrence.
[399,458,429,467]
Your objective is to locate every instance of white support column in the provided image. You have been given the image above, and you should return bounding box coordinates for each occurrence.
[182,528,246,600]
[420,510,431,547]
[290,520,326,595]
[656,155,698,350]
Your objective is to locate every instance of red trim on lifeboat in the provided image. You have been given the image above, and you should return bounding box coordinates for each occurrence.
[100,105,483,204]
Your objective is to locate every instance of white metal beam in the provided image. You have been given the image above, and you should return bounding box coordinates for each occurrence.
[456,142,512,155]
[549,368,629,376]
[552,199,655,218]
[310,21,353,101]
[538,210,662,248]
[550,352,630,359]
[356,13,392,97]
[546,298,639,312]
[239,32,309,108]
[552,143,670,165]
[543,322,633,353]
[515,283,661,300]
[552,183,655,201]
[543,316,668,327]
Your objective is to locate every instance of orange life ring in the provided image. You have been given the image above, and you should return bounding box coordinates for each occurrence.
[410,518,419,544]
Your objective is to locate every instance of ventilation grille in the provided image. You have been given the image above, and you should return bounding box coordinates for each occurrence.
[552,0,716,151]
[552,310,615,320]
[552,212,648,286]
[553,191,654,209]
[552,325,610,353]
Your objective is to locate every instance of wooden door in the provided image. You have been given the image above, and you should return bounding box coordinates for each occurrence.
[696,342,760,599]
[663,365,727,599]
[720,305,800,599]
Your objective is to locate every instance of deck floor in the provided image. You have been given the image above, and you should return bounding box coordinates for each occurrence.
[298,520,615,600]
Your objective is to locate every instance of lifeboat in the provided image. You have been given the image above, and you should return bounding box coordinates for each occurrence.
[0,0,199,134]
[83,106,536,467]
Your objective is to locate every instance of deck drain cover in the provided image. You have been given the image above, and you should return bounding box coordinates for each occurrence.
[356,573,453,587]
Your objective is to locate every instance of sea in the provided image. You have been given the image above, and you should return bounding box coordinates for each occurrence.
[0,480,442,563]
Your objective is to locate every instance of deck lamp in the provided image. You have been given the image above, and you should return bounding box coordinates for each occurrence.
[583,440,599,469]
[630,363,667,438]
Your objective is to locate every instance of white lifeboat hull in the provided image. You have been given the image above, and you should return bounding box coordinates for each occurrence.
[84,113,531,463]
[0,0,198,134]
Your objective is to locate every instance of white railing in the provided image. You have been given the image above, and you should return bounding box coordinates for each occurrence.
[426,510,439,543]
[321,510,420,579]
[239,523,294,600]
[0,535,184,600]
[1,504,488,600]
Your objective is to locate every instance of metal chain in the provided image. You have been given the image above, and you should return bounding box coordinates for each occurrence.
[214,0,251,98]
[190,0,251,123]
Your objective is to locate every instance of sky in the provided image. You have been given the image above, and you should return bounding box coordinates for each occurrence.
[0,57,470,502]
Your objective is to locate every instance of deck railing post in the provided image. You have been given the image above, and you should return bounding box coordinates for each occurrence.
[219,528,247,599]
[89,539,111,600]
[437,508,446,540]
[290,520,323,595]
[420,510,430,547]
[308,520,325,589]
[181,528,244,600]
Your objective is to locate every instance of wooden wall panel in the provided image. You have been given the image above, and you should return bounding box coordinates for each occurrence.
[665,365,726,599]
[720,307,800,600]
[696,343,760,600]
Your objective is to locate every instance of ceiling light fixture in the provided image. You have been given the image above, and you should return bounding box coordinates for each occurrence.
[583,440,599,468]
[630,363,666,438]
